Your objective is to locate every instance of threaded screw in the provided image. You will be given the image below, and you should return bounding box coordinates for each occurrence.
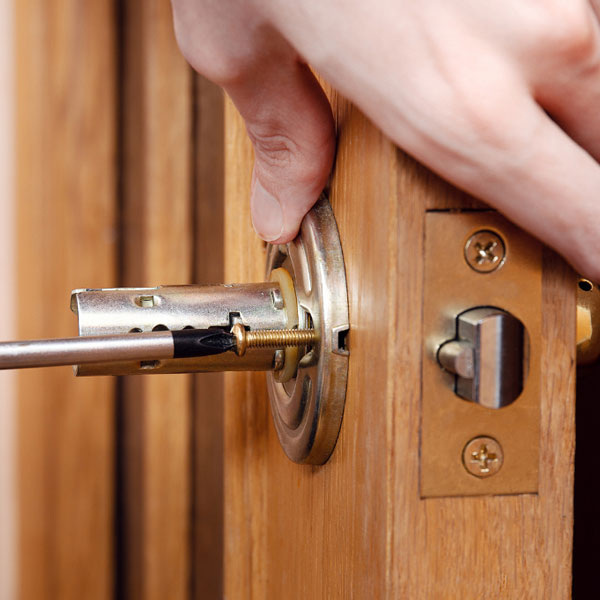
[231,323,317,356]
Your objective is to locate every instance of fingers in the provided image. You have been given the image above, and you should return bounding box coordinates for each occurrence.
[171,2,335,243]
[172,0,600,273]
[225,47,335,243]
[429,93,600,281]
[531,4,600,161]
[499,117,600,282]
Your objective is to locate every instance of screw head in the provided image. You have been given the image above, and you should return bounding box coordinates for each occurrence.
[462,436,503,478]
[464,230,506,273]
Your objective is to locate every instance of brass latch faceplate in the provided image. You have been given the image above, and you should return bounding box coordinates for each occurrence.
[422,211,542,497]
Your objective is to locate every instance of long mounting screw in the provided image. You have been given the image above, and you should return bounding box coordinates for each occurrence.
[464,230,506,273]
[231,323,317,357]
[462,436,504,478]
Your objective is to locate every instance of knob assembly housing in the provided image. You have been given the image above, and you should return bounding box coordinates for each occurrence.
[72,197,350,464]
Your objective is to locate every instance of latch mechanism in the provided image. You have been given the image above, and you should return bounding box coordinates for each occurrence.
[437,307,527,409]
[421,211,542,497]
[0,197,349,465]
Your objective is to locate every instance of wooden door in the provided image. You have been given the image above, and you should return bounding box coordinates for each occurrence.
[223,87,575,597]
[13,2,578,598]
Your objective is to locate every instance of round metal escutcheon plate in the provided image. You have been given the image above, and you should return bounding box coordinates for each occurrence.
[265,197,350,465]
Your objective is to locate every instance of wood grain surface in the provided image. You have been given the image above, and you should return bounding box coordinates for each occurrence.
[223,96,269,599]
[119,1,193,598]
[191,75,225,600]
[16,1,117,598]
[15,2,226,597]
[224,87,576,598]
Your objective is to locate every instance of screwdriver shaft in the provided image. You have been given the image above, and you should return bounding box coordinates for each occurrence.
[0,327,316,371]
[0,331,174,370]
[0,328,238,370]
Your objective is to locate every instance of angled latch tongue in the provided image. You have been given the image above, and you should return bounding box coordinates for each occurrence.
[437,307,527,410]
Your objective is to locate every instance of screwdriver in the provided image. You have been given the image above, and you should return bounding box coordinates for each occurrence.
[0,325,317,370]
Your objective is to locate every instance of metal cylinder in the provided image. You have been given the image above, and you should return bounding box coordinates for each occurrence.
[72,283,288,376]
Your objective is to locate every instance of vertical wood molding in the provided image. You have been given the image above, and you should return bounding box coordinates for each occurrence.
[224,86,576,597]
[0,0,16,597]
[15,1,117,598]
[120,1,193,598]
[191,76,225,600]
[223,97,269,599]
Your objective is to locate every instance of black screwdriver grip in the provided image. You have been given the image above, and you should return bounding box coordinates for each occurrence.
[172,328,236,358]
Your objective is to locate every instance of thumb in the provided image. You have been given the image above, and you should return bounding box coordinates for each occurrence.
[225,56,335,243]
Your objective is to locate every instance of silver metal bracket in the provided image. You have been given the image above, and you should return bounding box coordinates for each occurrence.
[72,283,287,376]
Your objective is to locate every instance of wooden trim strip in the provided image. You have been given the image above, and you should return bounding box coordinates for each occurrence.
[16,1,117,598]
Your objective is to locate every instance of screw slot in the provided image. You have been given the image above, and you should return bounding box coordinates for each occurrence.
[462,436,503,478]
[464,230,506,273]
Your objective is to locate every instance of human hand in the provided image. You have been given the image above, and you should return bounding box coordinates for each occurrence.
[172,0,600,280]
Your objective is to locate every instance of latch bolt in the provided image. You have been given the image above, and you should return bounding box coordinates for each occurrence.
[437,307,527,410]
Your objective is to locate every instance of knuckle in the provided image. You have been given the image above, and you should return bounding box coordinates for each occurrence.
[426,88,539,189]
[250,130,298,169]
[452,87,529,153]
[249,127,332,187]
[409,57,529,159]
[462,104,510,148]
[172,18,249,85]
[538,3,598,64]
[172,17,202,68]
[177,43,246,85]
[203,57,248,87]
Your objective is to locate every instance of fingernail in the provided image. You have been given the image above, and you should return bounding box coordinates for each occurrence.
[251,180,283,242]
